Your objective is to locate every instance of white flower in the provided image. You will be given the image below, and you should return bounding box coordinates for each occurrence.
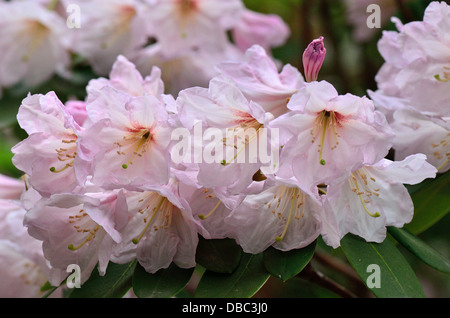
[0,1,70,90]
[145,0,244,57]
[321,154,437,248]
[65,0,150,75]
[0,200,54,297]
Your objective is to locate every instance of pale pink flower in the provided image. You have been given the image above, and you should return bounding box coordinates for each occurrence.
[270,81,394,194]
[321,154,437,248]
[176,76,277,194]
[145,0,244,57]
[130,42,244,96]
[0,199,56,297]
[0,1,70,90]
[390,109,449,173]
[231,9,290,52]
[368,1,450,172]
[189,189,239,240]
[0,174,25,200]
[65,0,150,75]
[216,45,305,118]
[24,189,129,285]
[86,55,164,101]
[0,240,50,297]
[78,86,172,190]
[226,175,322,254]
[370,1,450,118]
[0,200,44,263]
[182,165,246,240]
[11,92,88,197]
[111,176,204,273]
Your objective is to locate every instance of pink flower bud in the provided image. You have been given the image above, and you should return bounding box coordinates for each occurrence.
[302,36,326,82]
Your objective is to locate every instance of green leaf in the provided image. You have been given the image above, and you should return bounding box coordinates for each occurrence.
[388,227,450,274]
[405,170,450,234]
[132,262,195,298]
[263,240,316,281]
[274,277,341,298]
[194,252,270,298]
[69,261,137,298]
[341,234,425,298]
[195,237,242,274]
[39,281,54,292]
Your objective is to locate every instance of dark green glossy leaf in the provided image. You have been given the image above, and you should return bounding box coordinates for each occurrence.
[273,277,341,298]
[405,170,450,234]
[194,253,270,298]
[263,240,316,281]
[69,261,136,298]
[388,227,450,274]
[132,262,195,298]
[341,234,425,298]
[195,237,242,274]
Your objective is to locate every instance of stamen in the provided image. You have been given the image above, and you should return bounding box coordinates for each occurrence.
[435,66,450,82]
[221,117,263,165]
[349,171,380,218]
[68,225,100,251]
[264,186,307,244]
[49,136,77,173]
[132,196,166,244]
[432,133,449,172]
[198,201,221,220]
[119,129,151,169]
[67,209,100,251]
[311,110,341,166]
[49,163,73,173]
[275,188,298,242]
[21,175,29,191]
[436,157,449,172]
[318,112,329,165]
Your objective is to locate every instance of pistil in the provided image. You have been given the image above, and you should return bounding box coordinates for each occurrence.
[132,194,172,244]
[311,110,341,166]
[349,170,380,218]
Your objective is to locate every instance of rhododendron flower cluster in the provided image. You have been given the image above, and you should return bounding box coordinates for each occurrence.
[0,174,58,297]
[1,0,447,298]
[9,34,438,285]
[0,0,290,96]
[0,1,70,94]
[369,1,450,173]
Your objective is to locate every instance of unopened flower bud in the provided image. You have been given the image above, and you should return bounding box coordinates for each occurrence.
[302,36,326,82]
